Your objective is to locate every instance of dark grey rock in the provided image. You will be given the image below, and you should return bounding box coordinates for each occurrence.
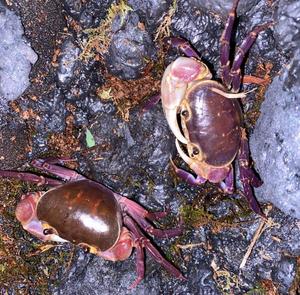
[274,0,300,54]
[106,11,156,79]
[0,114,29,169]
[0,3,38,106]
[128,0,171,31]
[63,0,112,28]
[188,0,260,17]
[171,0,278,76]
[57,39,80,86]
[250,49,300,219]
[272,257,297,294]
[172,0,222,68]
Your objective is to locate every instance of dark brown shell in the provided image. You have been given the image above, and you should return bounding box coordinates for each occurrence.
[184,80,242,167]
[37,180,122,251]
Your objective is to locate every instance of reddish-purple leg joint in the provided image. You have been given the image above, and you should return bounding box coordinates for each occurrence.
[164,37,201,59]
[238,133,264,217]
[129,210,183,238]
[220,0,272,92]
[145,208,170,221]
[0,170,63,187]
[119,196,183,239]
[220,0,239,87]
[31,159,85,182]
[230,23,272,92]
[123,215,185,283]
[129,240,145,289]
[140,94,161,114]
[218,168,234,194]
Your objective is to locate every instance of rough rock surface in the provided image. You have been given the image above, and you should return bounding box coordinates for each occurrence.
[250,49,300,219]
[127,0,170,30]
[189,0,260,16]
[250,0,300,219]
[106,11,156,79]
[0,3,37,105]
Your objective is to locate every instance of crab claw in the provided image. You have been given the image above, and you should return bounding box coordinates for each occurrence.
[161,57,212,144]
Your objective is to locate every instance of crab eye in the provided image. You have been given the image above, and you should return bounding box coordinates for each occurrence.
[82,245,90,254]
[43,228,54,235]
[192,147,199,156]
[181,110,189,117]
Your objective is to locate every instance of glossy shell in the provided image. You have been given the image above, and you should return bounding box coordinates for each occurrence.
[37,180,122,251]
[184,80,242,167]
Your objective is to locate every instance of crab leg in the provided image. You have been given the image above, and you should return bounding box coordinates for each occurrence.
[128,210,183,238]
[238,130,264,217]
[140,93,162,114]
[129,240,145,289]
[220,0,272,92]
[170,158,206,186]
[0,170,63,186]
[218,167,234,194]
[117,194,168,221]
[145,209,170,221]
[164,37,201,59]
[220,0,239,87]
[31,158,85,182]
[124,215,185,282]
[119,197,183,238]
[230,23,272,92]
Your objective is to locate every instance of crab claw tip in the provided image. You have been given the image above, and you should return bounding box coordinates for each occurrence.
[165,109,188,144]
[175,139,193,166]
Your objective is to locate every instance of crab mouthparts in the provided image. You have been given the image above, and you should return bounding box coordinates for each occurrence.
[165,109,188,144]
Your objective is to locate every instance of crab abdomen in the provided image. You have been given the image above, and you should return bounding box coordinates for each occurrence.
[185,81,242,167]
[37,180,122,251]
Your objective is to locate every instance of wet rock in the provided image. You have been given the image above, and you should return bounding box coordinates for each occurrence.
[63,0,112,28]
[250,50,300,219]
[4,0,66,105]
[274,0,300,55]
[76,104,176,208]
[172,0,222,67]
[189,0,259,17]
[53,224,221,295]
[272,257,296,294]
[208,207,300,293]
[57,38,81,86]
[106,11,156,79]
[172,0,280,75]
[0,3,38,107]
[128,0,170,31]
[0,114,29,169]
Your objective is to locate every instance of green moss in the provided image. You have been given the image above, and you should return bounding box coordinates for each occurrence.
[80,0,133,60]
[245,283,267,295]
[180,204,214,228]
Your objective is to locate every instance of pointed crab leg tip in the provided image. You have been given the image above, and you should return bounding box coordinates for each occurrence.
[129,279,142,289]
[165,109,188,144]
[182,275,188,281]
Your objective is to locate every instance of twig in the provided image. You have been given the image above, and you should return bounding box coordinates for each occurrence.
[176,242,206,250]
[239,212,281,269]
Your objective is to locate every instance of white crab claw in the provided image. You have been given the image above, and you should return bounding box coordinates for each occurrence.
[175,139,193,166]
